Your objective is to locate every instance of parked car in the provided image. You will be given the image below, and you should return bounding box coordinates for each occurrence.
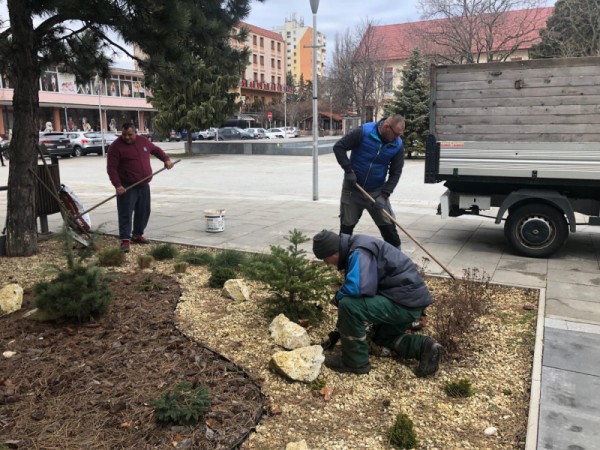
[168,130,182,142]
[265,128,286,139]
[39,132,72,158]
[282,126,299,138]
[191,129,216,140]
[0,136,9,160]
[65,131,106,156]
[215,127,254,140]
[246,128,267,139]
[99,133,119,146]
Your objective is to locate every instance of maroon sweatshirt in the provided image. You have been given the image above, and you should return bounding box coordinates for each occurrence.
[106,135,170,188]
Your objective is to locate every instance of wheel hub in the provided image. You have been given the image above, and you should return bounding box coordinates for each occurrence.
[520,217,553,246]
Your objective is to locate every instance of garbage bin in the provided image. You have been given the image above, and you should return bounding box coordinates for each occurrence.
[36,161,61,232]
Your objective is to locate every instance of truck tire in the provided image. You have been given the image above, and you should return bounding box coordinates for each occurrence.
[504,203,568,258]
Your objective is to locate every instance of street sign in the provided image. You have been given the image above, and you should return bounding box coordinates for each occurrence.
[267,112,273,121]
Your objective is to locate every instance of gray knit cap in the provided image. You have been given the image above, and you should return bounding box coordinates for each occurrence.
[312,230,340,259]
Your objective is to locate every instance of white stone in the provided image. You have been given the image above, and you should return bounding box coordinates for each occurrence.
[484,426,498,436]
[269,314,310,350]
[3,351,17,358]
[222,279,250,301]
[285,440,309,450]
[270,345,325,382]
[0,283,23,315]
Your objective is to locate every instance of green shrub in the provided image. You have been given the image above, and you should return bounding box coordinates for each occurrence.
[179,250,214,266]
[137,254,154,269]
[445,377,475,398]
[150,381,211,426]
[213,249,249,269]
[245,229,340,325]
[149,243,179,261]
[140,275,164,292]
[97,247,126,267]
[173,262,188,274]
[208,267,237,288]
[34,262,113,323]
[387,412,418,449]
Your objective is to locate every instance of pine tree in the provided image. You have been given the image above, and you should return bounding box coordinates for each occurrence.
[386,49,430,158]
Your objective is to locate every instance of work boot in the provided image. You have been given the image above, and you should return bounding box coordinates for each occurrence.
[120,240,130,253]
[324,354,371,374]
[415,337,444,378]
[131,234,150,244]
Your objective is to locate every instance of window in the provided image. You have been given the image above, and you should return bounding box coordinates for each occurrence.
[260,55,264,66]
[253,72,258,81]
[277,60,281,69]
[271,58,275,68]
[253,35,257,45]
[277,42,281,52]
[253,54,257,64]
[261,73,265,82]
[271,76,275,83]
[260,37,264,47]
[277,76,281,84]
[384,67,393,93]
[271,41,275,50]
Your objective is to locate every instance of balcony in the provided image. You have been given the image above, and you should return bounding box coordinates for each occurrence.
[240,79,293,93]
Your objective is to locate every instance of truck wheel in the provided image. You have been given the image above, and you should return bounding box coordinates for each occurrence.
[504,203,568,258]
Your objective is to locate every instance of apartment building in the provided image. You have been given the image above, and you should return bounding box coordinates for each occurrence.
[272,14,326,84]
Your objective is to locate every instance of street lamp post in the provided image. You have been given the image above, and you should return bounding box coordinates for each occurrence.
[310,0,320,201]
[95,75,106,158]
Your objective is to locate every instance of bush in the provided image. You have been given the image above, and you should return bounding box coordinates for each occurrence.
[445,377,475,398]
[213,249,248,269]
[150,381,211,426]
[140,275,164,292]
[387,412,418,449]
[137,254,154,269]
[97,247,126,267]
[429,268,497,355]
[179,250,214,266]
[245,229,340,325]
[173,262,188,274]
[208,266,237,288]
[34,262,113,323]
[149,243,178,261]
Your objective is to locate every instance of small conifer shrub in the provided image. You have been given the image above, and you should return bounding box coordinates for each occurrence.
[208,267,237,288]
[137,254,154,269]
[213,249,248,269]
[173,262,188,274]
[179,250,214,266]
[97,247,126,267]
[148,243,178,261]
[445,377,475,398]
[140,275,164,292]
[387,412,418,449]
[245,229,341,324]
[150,381,211,426]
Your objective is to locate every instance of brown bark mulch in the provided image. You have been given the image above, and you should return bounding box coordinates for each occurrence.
[0,271,263,450]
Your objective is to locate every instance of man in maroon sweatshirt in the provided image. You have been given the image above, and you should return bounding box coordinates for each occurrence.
[107,123,174,252]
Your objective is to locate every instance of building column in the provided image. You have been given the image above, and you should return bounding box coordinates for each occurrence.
[52,107,61,132]
[139,111,145,132]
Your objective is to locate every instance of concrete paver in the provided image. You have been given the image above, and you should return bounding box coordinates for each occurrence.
[1,150,600,449]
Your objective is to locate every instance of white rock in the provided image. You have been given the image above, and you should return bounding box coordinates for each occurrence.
[0,283,23,315]
[270,345,325,382]
[285,440,309,450]
[3,351,17,358]
[222,279,250,301]
[269,314,311,350]
[484,426,498,436]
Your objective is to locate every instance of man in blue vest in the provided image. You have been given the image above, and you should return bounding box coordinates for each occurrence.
[313,229,444,376]
[333,115,405,248]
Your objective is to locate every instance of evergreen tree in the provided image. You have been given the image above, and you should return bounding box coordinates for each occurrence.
[531,0,600,58]
[386,49,430,157]
[0,0,257,256]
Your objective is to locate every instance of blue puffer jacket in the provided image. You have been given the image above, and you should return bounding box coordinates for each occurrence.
[336,234,433,309]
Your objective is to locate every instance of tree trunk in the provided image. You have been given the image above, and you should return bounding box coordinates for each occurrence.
[6,0,40,256]
[187,135,192,155]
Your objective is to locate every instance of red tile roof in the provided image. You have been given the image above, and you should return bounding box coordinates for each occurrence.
[366,7,553,61]
[238,22,285,42]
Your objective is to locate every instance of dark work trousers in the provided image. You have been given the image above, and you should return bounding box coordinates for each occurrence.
[116,184,151,241]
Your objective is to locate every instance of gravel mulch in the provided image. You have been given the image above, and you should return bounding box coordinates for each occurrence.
[1,236,538,449]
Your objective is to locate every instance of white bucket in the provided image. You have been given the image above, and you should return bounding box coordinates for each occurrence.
[204,209,226,232]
